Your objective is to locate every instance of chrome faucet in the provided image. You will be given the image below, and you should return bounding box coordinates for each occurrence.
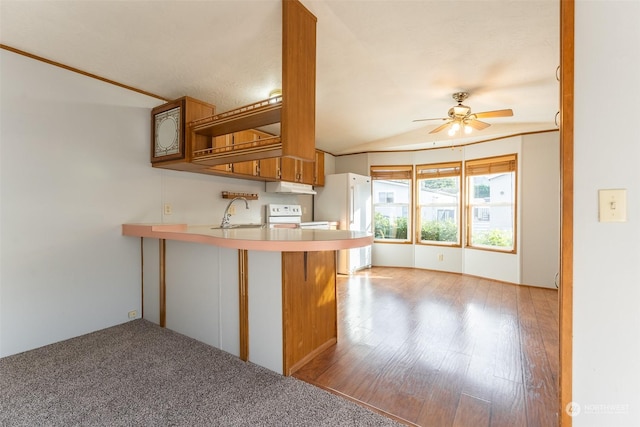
[221,197,250,228]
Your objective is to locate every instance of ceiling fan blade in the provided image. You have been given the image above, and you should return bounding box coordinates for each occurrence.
[473,108,513,119]
[413,117,447,123]
[429,122,452,134]
[466,119,491,130]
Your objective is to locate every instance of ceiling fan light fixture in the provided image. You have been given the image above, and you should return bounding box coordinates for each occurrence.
[415,92,512,137]
[452,105,470,116]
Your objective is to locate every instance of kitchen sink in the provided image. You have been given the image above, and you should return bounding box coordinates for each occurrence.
[211,224,266,229]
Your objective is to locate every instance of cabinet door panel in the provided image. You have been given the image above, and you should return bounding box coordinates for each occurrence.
[211,134,232,173]
[314,151,325,186]
[232,131,258,176]
[280,157,300,182]
[259,157,280,180]
[282,251,337,375]
[301,159,315,185]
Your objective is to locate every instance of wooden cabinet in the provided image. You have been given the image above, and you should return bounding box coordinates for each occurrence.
[280,150,324,185]
[314,150,325,186]
[259,157,281,180]
[188,0,316,167]
[210,134,233,174]
[151,97,216,172]
[231,131,259,177]
[280,157,302,183]
[301,150,324,186]
[152,1,318,179]
[282,250,337,375]
[152,98,324,185]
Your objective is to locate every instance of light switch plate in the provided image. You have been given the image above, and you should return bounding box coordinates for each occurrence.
[598,189,627,222]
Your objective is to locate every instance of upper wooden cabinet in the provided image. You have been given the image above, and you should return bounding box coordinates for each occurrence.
[189,0,316,166]
[151,97,218,174]
[150,1,320,183]
[151,97,215,164]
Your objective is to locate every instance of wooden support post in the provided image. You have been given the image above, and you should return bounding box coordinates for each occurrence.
[239,249,249,361]
[159,239,166,327]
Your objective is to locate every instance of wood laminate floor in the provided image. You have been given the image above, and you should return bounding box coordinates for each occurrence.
[294,267,559,427]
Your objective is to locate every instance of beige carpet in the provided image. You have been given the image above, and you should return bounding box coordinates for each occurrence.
[0,320,404,426]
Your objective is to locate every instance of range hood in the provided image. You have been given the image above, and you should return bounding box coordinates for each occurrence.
[265,181,317,195]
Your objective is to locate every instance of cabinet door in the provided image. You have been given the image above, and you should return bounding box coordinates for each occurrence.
[210,134,233,173]
[282,250,337,375]
[283,151,324,185]
[254,130,280,180]
[314,151,325,186]
[232,131,259,176]
[151,97,215,164]
[301,159,315,185]
[280,157,301,182]
[259,157,280,180]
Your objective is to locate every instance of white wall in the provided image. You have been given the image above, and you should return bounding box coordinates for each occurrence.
[0,50,161,357]
[521,132,560,288]
[0,50,317,357]
[573,2,640,426]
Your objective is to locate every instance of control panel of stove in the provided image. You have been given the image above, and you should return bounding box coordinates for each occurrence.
[267,204,302,217]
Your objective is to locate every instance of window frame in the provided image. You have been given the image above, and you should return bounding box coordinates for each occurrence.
[370,165,413,243]
[465,154,518,253]
[415,161,462,247]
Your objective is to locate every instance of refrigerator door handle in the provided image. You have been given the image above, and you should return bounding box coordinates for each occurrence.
[350,185,355,225]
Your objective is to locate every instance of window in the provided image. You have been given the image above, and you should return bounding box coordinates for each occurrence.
[371,165,413,242]
[416,162,461,245]
[378,192,394,203]
[466,154,517,252]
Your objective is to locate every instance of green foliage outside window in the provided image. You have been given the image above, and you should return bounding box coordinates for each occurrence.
[472,229,513,248]
[421,220,458,243]
[374,212,408,239]
[474,184,490,199]
[421,177,457,193]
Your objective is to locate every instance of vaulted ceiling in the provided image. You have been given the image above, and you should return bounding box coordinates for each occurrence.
[0,0,559,155]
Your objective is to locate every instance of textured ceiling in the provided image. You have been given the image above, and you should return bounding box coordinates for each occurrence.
[0,0,559,155]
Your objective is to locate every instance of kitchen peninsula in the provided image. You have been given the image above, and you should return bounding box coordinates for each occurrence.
[122,223,372,375]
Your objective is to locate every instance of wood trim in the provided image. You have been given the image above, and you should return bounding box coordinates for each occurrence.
[371,240,415,245]
[159,239,166,328]
[331,129,559,158]
[559,0,574,425]
[0,44,168,102]
[287,337,337,376]
[281,0,317,161]
[140,237,144,319]
[238,249,249,362]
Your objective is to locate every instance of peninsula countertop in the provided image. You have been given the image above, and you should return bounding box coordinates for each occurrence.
[122,223,373,252]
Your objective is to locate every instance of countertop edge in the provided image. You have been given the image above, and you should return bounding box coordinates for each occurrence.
[122,224,373,252]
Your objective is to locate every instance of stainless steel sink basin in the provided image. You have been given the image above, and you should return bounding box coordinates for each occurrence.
[211,224,266,230]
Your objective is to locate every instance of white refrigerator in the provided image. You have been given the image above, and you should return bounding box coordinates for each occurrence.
[314,173,372,274]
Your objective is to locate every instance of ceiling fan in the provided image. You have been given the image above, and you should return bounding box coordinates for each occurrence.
[414,92,513,135]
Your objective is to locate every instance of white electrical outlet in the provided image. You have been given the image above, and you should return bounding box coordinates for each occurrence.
[163,203,172,215]
[128,310,138,319]
[437,253,444,262]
